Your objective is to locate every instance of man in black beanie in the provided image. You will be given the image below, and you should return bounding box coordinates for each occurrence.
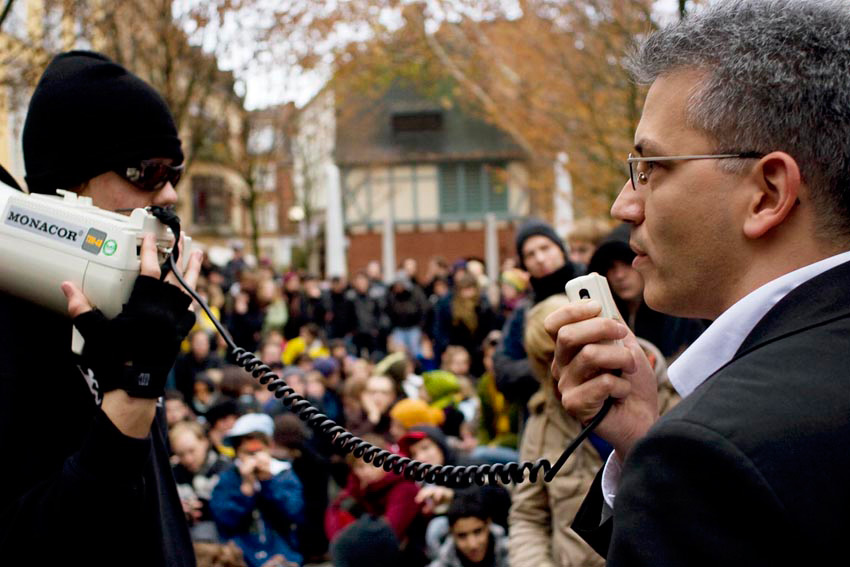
[0,51,201,566]
[23,50,184,199]
[493,219,581,412]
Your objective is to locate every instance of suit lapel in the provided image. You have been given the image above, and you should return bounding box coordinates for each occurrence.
[733,259,850,360]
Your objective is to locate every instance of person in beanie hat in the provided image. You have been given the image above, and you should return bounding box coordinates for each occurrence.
[514,219,568,273]
[499,268,529,313]
[0,50,201,566]
[23,50,184,197]
[493,218,582,414]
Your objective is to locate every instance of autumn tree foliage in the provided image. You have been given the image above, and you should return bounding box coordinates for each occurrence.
[253,0,660,217]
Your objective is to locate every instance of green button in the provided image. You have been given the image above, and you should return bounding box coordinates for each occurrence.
[102,239,117,256]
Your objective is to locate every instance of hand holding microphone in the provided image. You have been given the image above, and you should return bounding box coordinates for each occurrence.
[545,273,659,460]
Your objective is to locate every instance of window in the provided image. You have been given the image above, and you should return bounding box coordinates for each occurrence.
[392,112,443,133]
[439,162,508,217]
[261,203,279,232]
[192,175,230,226]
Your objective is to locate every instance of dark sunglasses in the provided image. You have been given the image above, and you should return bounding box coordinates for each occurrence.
[118,160,183,191]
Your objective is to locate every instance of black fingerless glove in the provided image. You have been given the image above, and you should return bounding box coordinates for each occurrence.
[74,276,196,398]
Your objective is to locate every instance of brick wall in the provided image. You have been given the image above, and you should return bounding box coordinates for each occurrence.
[347,225,518,280]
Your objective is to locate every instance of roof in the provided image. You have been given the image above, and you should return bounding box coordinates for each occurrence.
[335,81,526,166]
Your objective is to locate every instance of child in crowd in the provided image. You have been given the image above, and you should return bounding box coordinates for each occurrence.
[439,347,480,431]
[375,351,423,400]
[498,268,529,317]
[441,346,471,379]
[566,217,613,268]
[348,374,398,440]
[258,337,284,367]
[325,434,424,562]
[169,420,232,542]
[191,372,221,418]
[205,399,241,458]
[210,414,305,567]
[398,427,511,556]
[421,370,477,453]
[165,390,195,427]
[428,489,509,567]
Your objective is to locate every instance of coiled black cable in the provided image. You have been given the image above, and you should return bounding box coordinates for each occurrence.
[151,208,614,487]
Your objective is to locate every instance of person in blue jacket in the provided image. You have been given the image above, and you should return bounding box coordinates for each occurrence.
[210,413,305,567]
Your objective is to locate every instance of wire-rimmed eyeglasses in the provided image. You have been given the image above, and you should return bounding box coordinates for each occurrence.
[627,151,763,190]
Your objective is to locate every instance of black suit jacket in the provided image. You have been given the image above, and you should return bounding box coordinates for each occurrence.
[573,259,850,566]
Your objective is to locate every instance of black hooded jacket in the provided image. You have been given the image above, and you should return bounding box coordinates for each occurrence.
[0,291,195,567]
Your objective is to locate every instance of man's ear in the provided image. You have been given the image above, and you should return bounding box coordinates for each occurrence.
[742,152,801,239]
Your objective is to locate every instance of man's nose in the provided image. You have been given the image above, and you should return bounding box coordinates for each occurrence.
[153,182,179,207]
[611,178,644,224]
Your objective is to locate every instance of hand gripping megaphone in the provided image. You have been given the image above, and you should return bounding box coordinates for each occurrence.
[0,180,192,351]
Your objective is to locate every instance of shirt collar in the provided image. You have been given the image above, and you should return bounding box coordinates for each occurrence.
[668,250,850,398]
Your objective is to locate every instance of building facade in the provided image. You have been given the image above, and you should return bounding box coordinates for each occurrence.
[295,81,530,280]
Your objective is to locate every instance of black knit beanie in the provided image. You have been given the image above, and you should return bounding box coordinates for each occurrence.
[23,50,183,195]
[515,219,567,271]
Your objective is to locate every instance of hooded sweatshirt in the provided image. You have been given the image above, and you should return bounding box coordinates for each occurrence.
[0,291,195,567]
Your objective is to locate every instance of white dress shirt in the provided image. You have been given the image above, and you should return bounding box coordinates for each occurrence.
[600,249,850,512]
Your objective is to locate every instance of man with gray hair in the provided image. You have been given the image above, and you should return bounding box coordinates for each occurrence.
[544,1,850,565]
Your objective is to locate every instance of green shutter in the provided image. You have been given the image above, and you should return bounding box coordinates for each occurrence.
[439,163,460,215]
[466,163,484,214]
[440,161,509,218]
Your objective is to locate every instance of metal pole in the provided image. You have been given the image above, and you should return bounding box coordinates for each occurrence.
[382,213,395,284]
[485,213,499,284]
[553,152,575,240]
[324,163,347,277]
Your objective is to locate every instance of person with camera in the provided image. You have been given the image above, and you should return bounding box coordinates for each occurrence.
[0,51,202,566]
[210,414,304,567]
[545,2,850,564]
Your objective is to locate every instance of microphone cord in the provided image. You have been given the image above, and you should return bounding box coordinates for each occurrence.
[155,225,612,487]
